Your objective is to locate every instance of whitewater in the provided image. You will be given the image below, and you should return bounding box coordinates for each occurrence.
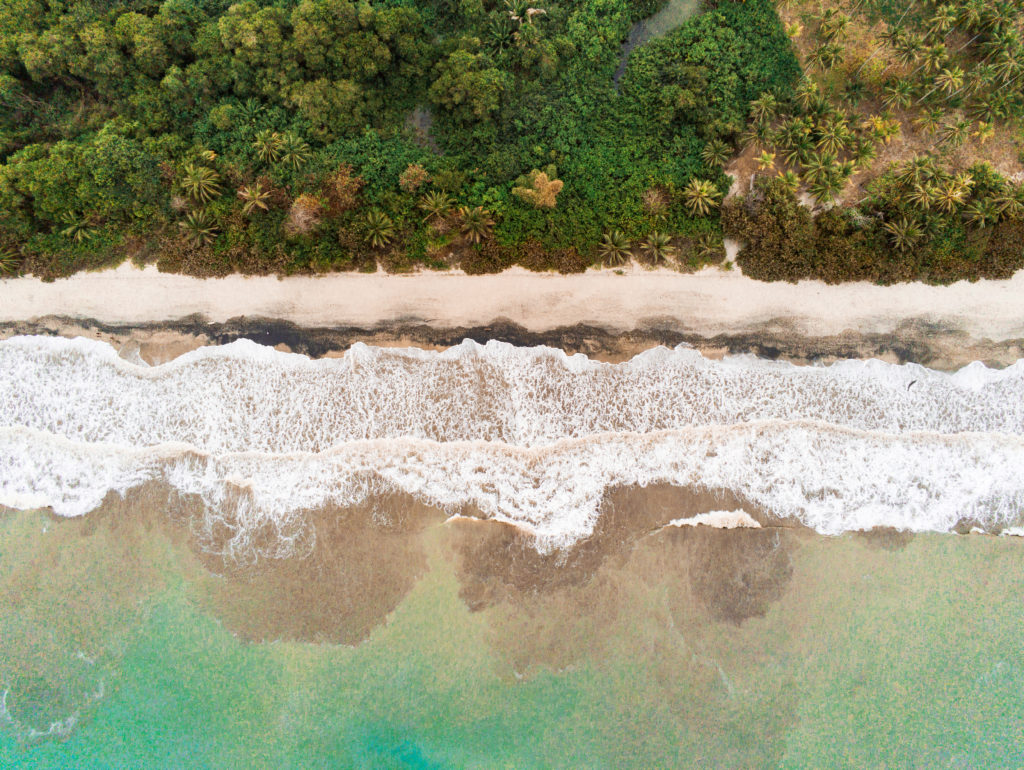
[2,335,1023,552]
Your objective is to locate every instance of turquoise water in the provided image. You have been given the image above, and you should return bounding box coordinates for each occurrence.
[2,507,1022,768]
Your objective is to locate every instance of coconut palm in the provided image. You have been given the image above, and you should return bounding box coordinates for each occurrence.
[253,130,283,163]
[280,132,312,170]
[972,120,995,145]
[808,174,843,204]
[694,232,725,263]
[459,206,495,244]
[894,33,926,66]
[808,42,844,70]
[795,79,819,111]
[418,190,454,222]
[852,139,877,170]
[700,139,731,168]
[883,80,915,110]
[896,156,937,187]
[485,15,514,56]
[237,183,271,215]
[756,150,776,171]
[818,9,850,41]
[237,98,263,124]
[363,210,395,249]
[933,181,967,213]
[0,248,22,275]
[963,198,999,227]
[641,232,677,264]
[922,43,948,73]
[913,108,944,134]
[907,184,935,210]
[934,66,964,95]
[801,151,836,184]
[882,217,924,252]
[939,119,971,147]
[749,93,779,125]
[598,231,632,266]
[59,211,94,242]
[179,210,218,247]
[682,179,721,217]
[927,4,959,38]
[180,163,222,203]
[777,170,802,193]
[815,117,850,154]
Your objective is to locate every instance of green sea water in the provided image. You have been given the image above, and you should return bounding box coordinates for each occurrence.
[1,507,1023,768]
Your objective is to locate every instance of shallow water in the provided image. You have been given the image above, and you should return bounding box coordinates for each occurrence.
[1,336,1022,764]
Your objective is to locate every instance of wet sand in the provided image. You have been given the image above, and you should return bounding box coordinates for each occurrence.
[3,314,1022,370]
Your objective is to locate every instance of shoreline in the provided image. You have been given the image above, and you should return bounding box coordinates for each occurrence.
[3,262,1024,369]
[2,261,1023,339]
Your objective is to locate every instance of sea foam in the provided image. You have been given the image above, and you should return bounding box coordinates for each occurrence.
[2,336,1023,551]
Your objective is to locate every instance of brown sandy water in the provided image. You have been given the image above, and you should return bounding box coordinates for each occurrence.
[2,481,1023,767]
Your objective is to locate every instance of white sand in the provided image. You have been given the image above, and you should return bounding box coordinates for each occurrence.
[2,262,1023,339]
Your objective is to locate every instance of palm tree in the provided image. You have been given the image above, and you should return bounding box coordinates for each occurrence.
[237,98,263,125]
[59,211,94,242]
[818,9,850,41]
[682,179,721,217]
[809,174,843,204]
[795,79,819,111]
[801,151,836,184]
[756,150,776,171]
[418,190,454,222]
[934,66,965,95]
[927,5,959,38]
[852,139,877,170]
[939,119,971,148]
[641,232,677,264]
[907,184,935,210]
[882,217,924,252]
[808,42,844,70]
[894,33,926,67]
[694,232,725,263]
[993,190,1024,220]
[922,44,948,73]
[972,120,995,145]
[180,163,222,203]
[896,156,937,187]
[913,108,944,134]
[816,118,850,154]
[363,210,395,249]
[237,183,271,215]
[459,206,495,244]
[701,139,731,168]
[280,132,312,170]
[0,248,22,276]
[883,80,915,110]
[179,210,218,247]
[933,181,967,213]
[777,170,802,193]
[253,130,283,163]
[963,198,999,227]
[598,231,632,266]
[749,93,779,125]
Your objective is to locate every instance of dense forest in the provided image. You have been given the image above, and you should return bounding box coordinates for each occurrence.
[0,0,1021,282]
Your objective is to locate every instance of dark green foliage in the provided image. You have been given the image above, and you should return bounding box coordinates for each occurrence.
[725,174,1024,285]
[0,0,807,278]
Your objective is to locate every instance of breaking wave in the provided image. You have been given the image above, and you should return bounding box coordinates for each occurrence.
[2,336,1023,551]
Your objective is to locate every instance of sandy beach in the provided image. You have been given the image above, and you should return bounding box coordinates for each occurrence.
[2,262,1024,341]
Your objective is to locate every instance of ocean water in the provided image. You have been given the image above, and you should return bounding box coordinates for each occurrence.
[1,336,1023,766]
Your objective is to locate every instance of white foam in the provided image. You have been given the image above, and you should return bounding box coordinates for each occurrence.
[2,337,1023,552]
[1,336,1022,454]
[667,510,761,529]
